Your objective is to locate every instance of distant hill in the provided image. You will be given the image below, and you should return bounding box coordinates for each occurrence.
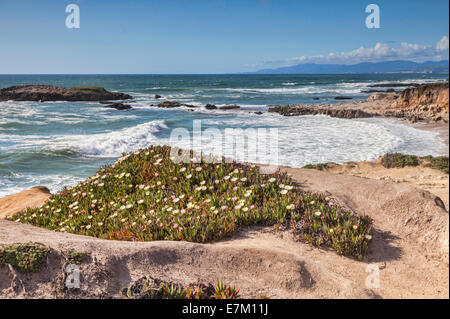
[250,60,449,74]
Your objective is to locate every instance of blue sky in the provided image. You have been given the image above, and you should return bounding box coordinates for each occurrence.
[0,0,448,73]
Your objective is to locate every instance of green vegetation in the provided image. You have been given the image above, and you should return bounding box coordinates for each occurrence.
[68,250,86,265]
[381,153,419,168]
[67,86,107,94]
[0,243,48,273]
[122,278,239,299]
[422,155,449,174]
[381,153,449,173]
[14,145,372,259]
[302,163,334,171]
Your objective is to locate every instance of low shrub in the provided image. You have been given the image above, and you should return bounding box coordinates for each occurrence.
[381,153,419,168]
[0,243,48,273]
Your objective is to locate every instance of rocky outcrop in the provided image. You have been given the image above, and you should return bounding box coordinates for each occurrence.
[0,85,132,102]
[205,104,217,110]
[394,82,449,109]
[156,101,196,108]
[334,96,353,100]
[103,103,133,110]
[0,186,51,219]
[268,105,373,119]
[370,82,449,123]
[219,105,240,110]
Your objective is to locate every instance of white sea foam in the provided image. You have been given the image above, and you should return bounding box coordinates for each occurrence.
[222,86,362,95]
[48,120,168,157]
[188,113,444,167]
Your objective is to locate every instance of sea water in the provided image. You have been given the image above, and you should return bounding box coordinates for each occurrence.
[0,74,447,197]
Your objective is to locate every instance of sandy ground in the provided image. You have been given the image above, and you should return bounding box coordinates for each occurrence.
[318,158,449,210]
[0,167,448,299]
[0,186,51,219]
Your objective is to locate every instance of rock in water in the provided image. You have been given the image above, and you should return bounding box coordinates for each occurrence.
[334,96,353,100]
[219,105,240,110]
[0,85,132,102]
[103,103,133,110]
[156,101,196,108]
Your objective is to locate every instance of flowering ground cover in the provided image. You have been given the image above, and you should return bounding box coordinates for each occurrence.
[13,145,372,259]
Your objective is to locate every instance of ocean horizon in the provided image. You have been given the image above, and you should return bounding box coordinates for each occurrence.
[1,73,448,197]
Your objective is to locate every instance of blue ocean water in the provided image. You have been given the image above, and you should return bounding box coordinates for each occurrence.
[0,74,447,196]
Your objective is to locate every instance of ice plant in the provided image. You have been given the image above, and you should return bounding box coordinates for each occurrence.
[15,145,372,259]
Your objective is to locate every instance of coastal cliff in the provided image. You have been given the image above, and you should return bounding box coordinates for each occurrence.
[268,82,449,123]
[386,82,449,122]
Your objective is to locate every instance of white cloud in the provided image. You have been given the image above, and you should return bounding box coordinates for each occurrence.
[256,36,449,68]
[436,36,449,51]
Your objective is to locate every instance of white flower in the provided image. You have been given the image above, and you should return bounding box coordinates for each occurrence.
[179,194,185,199]
[98,183,104,187]
[365,234,372,240]
[92,199,98,204]
[240,177,247,182]
[180,167,186,172]
[224,175,230,180]
[55,208,62,213]
[98,222,103,226]
[126,204,132,209]
[285,185,293,190]
[268,178,276,183]
[86,225,91,229]
[173,198,180,203]
[242,207,249,212]
[120,205,126,210]
[186,174,192,179]
[286,204,295,210]
[231,177,238,182]
[125,173,131,177]
[280,189,288,195]
[195,167,202,171]
[314,211,321,217]
[138,199,144,204]
[200,181,206,185]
